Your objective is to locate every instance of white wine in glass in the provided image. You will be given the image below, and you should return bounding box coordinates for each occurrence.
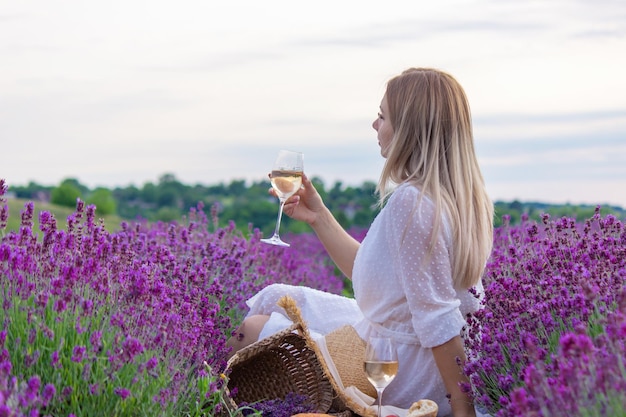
[364,336,398,417]
[260,150,304,247]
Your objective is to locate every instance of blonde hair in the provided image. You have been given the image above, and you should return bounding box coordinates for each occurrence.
[377,68,494,289]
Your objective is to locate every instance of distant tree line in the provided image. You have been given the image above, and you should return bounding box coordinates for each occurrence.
[8,174,380,236]
[8,174,626,236]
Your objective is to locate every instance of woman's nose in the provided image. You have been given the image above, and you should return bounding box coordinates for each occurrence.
[372,119,378,130]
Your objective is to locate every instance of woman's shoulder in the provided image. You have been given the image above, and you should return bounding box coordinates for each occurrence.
[388,182,451,235]
[389,182,418,198]
[389,182,434,209]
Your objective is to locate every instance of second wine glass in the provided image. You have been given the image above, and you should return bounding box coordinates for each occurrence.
[260,150,304,247]
[364,336,398,417]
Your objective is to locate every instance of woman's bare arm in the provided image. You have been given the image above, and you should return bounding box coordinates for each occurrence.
[432,336,476,417]
[309,205,360,278]
[281,174,360,278]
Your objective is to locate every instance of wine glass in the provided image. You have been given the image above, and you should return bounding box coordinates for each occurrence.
[364,336,398,417]
[260,150,304,247]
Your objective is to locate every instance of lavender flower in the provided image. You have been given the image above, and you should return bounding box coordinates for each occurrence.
[464,208,626,416]
[240,392,316,417]
[121,337,144,362]
[1,195,348,415]
[71,346,86,363]
[42,383,56,406]
[0,179,8,232]
[89,331,102,353]
[114,387,131,400]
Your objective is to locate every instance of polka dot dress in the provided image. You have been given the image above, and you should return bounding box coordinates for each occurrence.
[246,183,483,416]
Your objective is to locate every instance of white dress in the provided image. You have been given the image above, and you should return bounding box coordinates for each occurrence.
[245,183,483,417]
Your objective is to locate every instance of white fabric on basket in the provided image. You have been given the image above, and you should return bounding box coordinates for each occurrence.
[315,334,408,417]
[316,335,492,417]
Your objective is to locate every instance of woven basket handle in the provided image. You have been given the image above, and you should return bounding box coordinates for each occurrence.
[277,295,309,336]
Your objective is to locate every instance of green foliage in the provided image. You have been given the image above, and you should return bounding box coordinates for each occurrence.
[153,206,183,222]
[10,181,54,199]
[50,180,82,208]
[86,187,116,215]
[493,200,625,228]
[7,175,626,235]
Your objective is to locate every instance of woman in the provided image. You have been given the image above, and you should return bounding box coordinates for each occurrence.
[228,68,494,417]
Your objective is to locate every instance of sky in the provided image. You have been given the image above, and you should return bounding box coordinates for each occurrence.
[2,0,626,208]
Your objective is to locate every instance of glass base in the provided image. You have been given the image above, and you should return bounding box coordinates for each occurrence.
[260,235,290,247]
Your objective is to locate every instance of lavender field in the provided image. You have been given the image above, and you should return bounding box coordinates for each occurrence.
[1,178,624,417]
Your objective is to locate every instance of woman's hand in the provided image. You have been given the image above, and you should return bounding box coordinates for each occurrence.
[269,173,325,226]
[270,172,360,278]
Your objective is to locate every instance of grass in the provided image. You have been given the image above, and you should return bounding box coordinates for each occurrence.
[5,198,124,234]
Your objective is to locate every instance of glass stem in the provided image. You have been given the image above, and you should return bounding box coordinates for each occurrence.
[271,199,286,238]
[376,388,384,417]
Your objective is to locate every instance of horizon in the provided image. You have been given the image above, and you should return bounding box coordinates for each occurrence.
[4,173,625,211]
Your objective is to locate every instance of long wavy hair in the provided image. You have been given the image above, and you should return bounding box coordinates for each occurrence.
[377,68,494,289]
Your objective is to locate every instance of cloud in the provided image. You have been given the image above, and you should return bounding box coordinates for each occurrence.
[288,16,546,49]
[476,110,626,125]
[140,50,288,73]
[475,110,626,146]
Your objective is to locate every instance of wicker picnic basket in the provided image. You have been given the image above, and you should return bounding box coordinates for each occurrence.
[223,296,375,417]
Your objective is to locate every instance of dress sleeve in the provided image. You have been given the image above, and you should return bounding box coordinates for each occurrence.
[387,186,466,348]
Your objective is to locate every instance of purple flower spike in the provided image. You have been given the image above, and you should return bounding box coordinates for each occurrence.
[0,196,358,414]
[42,383,56,406]
[122,337,144,363]
[463,211,626,416]
[114,387,131,399]
[71,345,86,363]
